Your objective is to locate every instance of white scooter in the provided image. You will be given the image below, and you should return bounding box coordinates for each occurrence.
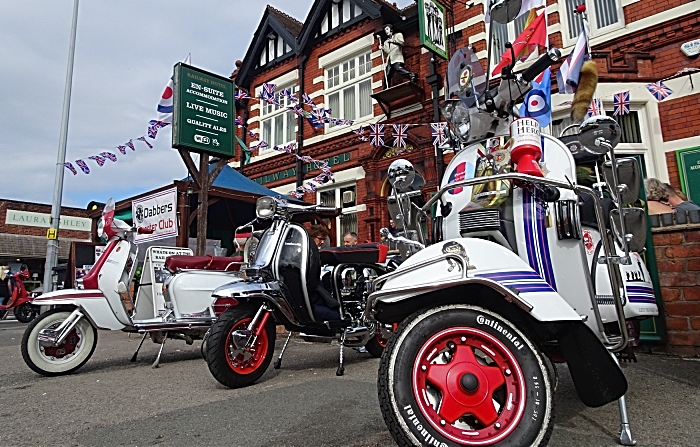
[22,199,244,376]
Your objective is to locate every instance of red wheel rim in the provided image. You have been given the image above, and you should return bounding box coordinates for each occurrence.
[225,318,269,375]
[411,327,526,445]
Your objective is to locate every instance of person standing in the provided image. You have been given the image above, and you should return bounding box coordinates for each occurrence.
[381,24,417,87]
[308,224,331,248]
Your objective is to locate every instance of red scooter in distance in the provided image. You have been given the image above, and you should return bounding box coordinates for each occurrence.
[0,267,39,323]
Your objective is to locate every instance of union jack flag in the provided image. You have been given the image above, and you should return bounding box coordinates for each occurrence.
[587,98,604,117]
[248,130,259,141]
[64,162,77,175]
[116,145,127,155]
[279,89,298,104]
[392,124,409,148]
[235,116,243,126]
[370,124,385,148]
[283,143,296,153]
[147,120,169,139]
[136,136,153,149]
[302,93,315,107]
[431,122,448,146]
[75,159,90,174]
[260,83,277,103]
[88,155,106,167]
[99,152,118,162]
[253,141,268,151]
[613,91,630,116]
[125,140,136,151]
[300,155,314,163]
[311,109,325,126]
[646,81,673,101]
[234,89,250,101]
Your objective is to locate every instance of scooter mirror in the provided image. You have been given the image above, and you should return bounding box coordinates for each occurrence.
[490,0,523,24]
[388,159,416,193]
[603,157,641,205]
[610,208,647,253]
[578,115,621,154]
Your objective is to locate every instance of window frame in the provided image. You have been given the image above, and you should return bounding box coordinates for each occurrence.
[324,50,374,130]
[559,0,625,47]
[317,182,359,246]
[259,83,299,152]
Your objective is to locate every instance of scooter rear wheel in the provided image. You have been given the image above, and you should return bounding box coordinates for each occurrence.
[378,304,553,446]
[14,303,38,323]
[21,309,98,376]
[206,307,276,388]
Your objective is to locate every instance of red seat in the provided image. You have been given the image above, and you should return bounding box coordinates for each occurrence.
[319,243,388,266]
[165,255,244,272]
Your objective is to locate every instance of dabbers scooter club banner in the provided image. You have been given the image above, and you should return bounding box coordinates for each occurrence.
[132,187,178,244]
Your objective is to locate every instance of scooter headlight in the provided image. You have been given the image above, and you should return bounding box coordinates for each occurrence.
[256,196,276,219]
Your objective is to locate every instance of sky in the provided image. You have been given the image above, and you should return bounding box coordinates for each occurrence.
[0,0,414,209]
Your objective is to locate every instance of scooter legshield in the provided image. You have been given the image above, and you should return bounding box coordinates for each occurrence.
[31,289,126,330]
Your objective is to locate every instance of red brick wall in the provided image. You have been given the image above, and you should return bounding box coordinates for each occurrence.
[0,200,91,240]
[653,228,700,355]
[666,151,681,191]
[624,0,694,24]
[659,93,700,142]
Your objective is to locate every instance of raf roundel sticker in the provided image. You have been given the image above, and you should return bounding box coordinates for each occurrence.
[525,89,550,118]
[442,241,467,257]
[459,66,472,89]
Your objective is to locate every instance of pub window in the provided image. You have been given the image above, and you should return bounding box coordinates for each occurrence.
[260,83,298,150]
[560,0,623,43]
[317,183,359,246]
[325,51,373,128]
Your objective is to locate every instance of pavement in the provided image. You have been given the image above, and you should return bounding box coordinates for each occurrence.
[0,318,699,447]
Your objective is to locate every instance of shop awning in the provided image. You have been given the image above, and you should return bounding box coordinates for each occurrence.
[0,234,89,259]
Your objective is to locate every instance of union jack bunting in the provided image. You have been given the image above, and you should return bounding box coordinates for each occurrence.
[99,152,118,162]
[289,106,305,117]
[260,83,277,104]
[283,143,296,153]
[302,93,315,107]
[75,159,90,174]
[253,141,268,151]
[279,89,298,104]
[116,145,127,155]
[147,120,169,139]
[235,116,243,126]
[392,124,409,148]
[300,155,314,163]
[311,109,325,126]
[136,136,153,149]
[370,124,385,148]
[88,155,106,167]
[587,98,604,117]
[247,130,259,141]
[430,122,448,146]
[613,91,630,116]
[352,125,366,140]
[125,140,136,151]
[645,81,673,101]
[64,162,77,175]
[234,89,250,101]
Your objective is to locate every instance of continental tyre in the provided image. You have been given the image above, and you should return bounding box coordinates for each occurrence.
[378,304,553,446]
[206,307,276,388]
[21,309,98,376]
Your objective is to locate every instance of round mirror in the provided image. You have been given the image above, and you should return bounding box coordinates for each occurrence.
[490,0,523,24]
[578,115,621,154]
[388,159,416,193]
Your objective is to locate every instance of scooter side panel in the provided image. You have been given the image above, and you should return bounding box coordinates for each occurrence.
[168,270,243,318]
[32,289,126,330]
[377,238,582,322]
[96,240,133,326]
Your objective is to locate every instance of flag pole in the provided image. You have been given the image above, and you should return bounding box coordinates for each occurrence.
[43,0,79,293]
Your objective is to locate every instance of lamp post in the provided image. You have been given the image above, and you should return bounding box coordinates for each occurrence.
[43,0,79,293]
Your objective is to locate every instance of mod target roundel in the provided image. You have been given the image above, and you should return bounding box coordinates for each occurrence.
[526,89,550,117]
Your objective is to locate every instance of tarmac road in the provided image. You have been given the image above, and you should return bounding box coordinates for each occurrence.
[1,318,699,447]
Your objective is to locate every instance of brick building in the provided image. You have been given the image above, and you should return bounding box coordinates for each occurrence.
[0,199,92,284]
[230,0,699,246]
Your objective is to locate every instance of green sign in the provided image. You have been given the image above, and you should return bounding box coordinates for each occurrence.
[254,152,351,185]
[676,146,700,206]
[418,0,448,60]
[172,63,236,157]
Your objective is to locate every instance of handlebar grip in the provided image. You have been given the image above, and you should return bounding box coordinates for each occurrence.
[136,227,155,234]
[521,48,561,83]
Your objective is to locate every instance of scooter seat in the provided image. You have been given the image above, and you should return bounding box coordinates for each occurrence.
[319,243,388,266]
[165,255,244,272]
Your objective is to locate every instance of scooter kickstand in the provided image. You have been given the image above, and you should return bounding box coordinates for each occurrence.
[336,329,347,376]
[611,353,637,446]
[130,332,148,362]
[273,331,293,370]
[152,336,166,369]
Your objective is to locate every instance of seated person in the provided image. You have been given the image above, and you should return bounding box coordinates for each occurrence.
[645,178,700,214]
[307,224,340,321]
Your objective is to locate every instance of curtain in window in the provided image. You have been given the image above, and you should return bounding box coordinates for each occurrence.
[320,190,335,207]
[565,0,585,39]
[285,112,295,143]
[344,87,356,120]
[358,80,372,118]
[274,115,283,146]
[329,92,340,127]
[594,0,619,29]
[492,22,508,61]
[340,212,358,237]
[262,120,272,147]
[607,111,642,144]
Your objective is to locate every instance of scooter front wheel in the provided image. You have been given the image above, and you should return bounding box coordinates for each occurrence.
[378,304,553,447]
[14,302,38,323]
[205,307,276,388]
[21,309,98,376]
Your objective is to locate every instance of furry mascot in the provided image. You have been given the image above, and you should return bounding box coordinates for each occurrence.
[571,60,598,122]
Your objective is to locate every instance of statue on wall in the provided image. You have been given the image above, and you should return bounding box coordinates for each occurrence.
[380,24,417,87]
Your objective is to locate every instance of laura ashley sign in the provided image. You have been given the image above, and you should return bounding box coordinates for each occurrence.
[5,210,92,232]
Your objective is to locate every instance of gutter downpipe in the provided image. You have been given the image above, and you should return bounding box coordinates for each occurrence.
[296,54,308,188]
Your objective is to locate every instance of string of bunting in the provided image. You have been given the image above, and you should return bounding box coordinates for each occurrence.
[63,120,169,175]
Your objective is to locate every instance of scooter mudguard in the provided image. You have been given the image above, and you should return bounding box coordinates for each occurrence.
[32,289,127,330]
[212,280,301,326]
[373,238,582,323]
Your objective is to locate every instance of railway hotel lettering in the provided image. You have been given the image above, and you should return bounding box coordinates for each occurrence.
[253,152,351,185]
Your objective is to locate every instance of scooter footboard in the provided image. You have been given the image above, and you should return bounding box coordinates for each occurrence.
[554,320,628,407]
